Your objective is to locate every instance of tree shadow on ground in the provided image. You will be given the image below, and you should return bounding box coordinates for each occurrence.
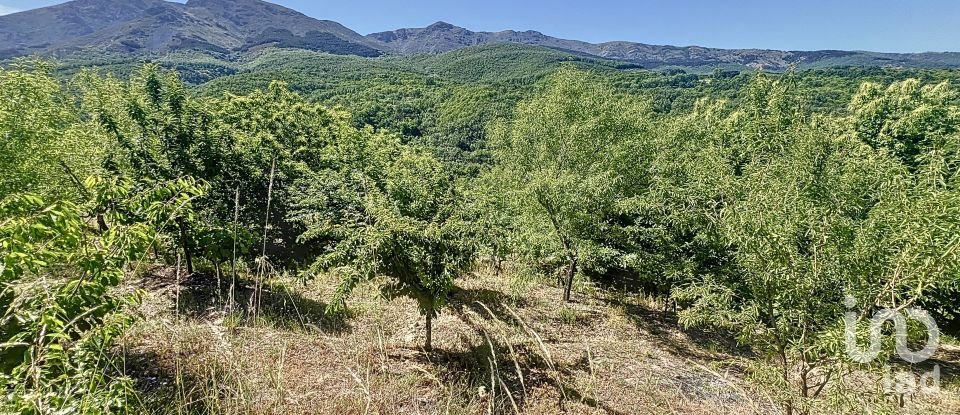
[448,286,529,324]
[136,267,350,334]
[588,267,662,295]
[124,349,215,415]
[432,286,629,414]
[411,327,629,415]
[901,345,960,386]
[599,291,751,363]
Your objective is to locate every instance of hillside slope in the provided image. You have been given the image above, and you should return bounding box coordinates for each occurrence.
[0,0,383,58]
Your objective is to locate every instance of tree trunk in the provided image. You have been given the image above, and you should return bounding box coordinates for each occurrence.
[780,346,793,415]
[563,256,578,302]
[425,313,434,351]
[177,219,194,276]
[214,261,223,305]
[96,214,108,233]
[231,187,240,313]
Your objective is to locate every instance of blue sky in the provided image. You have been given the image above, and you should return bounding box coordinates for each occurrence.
[1,0,957,53]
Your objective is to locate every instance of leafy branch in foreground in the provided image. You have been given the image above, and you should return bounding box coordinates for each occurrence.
[0,177,205,414]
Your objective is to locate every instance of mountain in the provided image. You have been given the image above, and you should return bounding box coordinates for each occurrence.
[369,21,829,68]
[0,0,166,57]
[3,0,960,71]
[0,0,383,59]
[369,21,593,55]
[370,22,960,71]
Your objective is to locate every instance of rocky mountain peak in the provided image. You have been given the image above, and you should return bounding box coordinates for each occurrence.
[425,21,461,31]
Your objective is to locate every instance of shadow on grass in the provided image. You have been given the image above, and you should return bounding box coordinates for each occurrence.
[452,279,748,363]
[434,286,629,414]
[599,291,751,363]
[138,269,350,334]
[448,286,529,324]
[124,350,214,415]
[901,345,960,386]
[411,333,629,415]
[446,281,759,412]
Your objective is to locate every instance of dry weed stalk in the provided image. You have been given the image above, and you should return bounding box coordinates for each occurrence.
[252,158,277,322]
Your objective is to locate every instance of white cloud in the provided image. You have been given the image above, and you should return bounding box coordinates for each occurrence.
[0,5,20,15]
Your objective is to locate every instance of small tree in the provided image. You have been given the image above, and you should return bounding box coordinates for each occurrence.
[491,67,649,301]
[80,65,232,274]
[460,172,515,276]
[294,130,473,350]
[846,79,960,326]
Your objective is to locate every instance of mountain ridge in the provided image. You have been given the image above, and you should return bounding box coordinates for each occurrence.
[0,0,384,58]
[3,0,960,71]
[369,21,960,71]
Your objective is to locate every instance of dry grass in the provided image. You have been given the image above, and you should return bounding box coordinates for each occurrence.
[117,265,960,415]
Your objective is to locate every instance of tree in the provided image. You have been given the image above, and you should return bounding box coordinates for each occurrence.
[491,67,649,301]
[460,172,515,277]
[212,80,367,264]
[80,65,240,274]
[0,59,105,201]
[618,98,739,296]
[293,126,473,350]
[846,79,960,329]
[849,79,959,170]
[672,76,960,414]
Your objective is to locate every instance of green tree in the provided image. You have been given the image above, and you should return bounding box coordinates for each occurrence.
[846,79,960,326]
[672,76,960,413]
[81,65,235,274]
[0,59,105,200]
[293,127,473,350]
[460,171,515,277]
[618,98,738,296]
[849,79,959,170]
[213,81,367,264]
[491,67,649,301]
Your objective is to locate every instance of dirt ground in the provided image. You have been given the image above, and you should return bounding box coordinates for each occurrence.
[119,265,960,415]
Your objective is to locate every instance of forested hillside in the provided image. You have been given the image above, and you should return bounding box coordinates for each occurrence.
[2,35,960,415]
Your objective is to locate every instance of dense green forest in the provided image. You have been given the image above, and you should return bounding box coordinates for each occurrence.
[3,47,960,414]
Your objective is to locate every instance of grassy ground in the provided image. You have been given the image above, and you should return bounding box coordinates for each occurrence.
[118,265,960,414]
